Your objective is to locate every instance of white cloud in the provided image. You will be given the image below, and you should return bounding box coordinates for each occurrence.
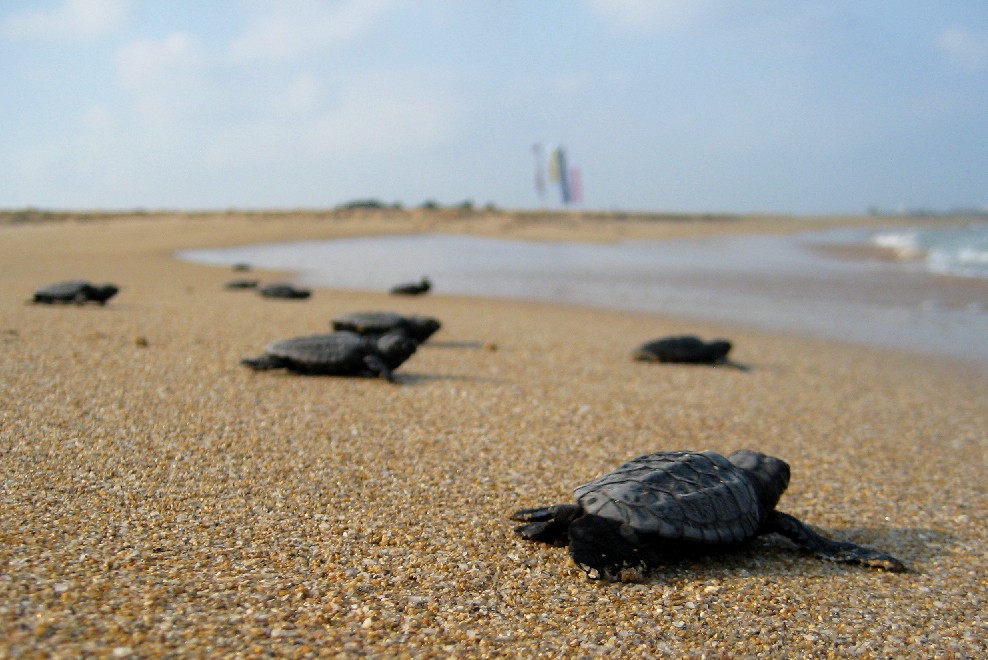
[585,0,719,34]
[115,33,210,125]
[228,0,396,62]
[1,0,131,41]
[936,26,988,71]
[81,104,113,133]
[204,70,459,171]
[115,33,204,88]
[270,74,322,119]
[308,75,455,153]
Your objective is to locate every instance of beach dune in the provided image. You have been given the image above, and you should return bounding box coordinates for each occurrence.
[1,210,985,656]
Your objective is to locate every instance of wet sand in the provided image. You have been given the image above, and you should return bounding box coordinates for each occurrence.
[179,225,988,368]
[1,210,986,656]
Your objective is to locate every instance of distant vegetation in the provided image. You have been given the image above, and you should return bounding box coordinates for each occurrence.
[336,199,402,210]
[0,203,508,225]
[0,207,158,224]
[868,205,988,217]
[337,198,500,213]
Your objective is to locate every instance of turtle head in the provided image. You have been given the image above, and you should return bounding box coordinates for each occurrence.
[728,450,790,512]
[406,316,441,342]
[709,340,732,361]
[93,284,120,303]
[375,333,418,367]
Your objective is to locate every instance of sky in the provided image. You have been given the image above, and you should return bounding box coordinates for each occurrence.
[2,1,987,214]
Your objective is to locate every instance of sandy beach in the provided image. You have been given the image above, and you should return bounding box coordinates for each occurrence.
[2,210,986,656]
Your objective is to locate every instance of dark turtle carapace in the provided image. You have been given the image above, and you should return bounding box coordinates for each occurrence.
[512,450,906,580]
[389,276,431,296]
[32,280,119,305]
[332,311,441,343]
[224,278,259,289]
[240,331,417,382]
[258,283,311,299]
[634,335,734,366]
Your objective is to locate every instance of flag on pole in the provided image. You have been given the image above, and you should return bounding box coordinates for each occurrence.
[568,166,582,205]
[535,143,583,206]
[547,147,560,183]
[532,144,546,199]
[554,148,571,204]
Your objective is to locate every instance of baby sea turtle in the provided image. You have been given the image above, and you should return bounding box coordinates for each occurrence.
[224,278,259,289]
[390,276,431,295]
[32,280,119,305]
[633,335,734,366]
[258,283,311,299]
[512,449,906,581]
[332,311,442,343]
[240,331,417,382]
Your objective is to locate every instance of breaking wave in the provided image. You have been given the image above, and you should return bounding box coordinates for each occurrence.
[872,224,988,279]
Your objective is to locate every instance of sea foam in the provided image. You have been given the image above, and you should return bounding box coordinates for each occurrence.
[872,224,988,279]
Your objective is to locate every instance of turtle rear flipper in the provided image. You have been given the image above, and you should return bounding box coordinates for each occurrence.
[363,355,395,382]
[632,348,660,362]
[241,355,287,371]
[766,511,907,572]
[512,504,581,545]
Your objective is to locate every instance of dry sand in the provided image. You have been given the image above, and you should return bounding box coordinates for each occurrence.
[1,210,986,656]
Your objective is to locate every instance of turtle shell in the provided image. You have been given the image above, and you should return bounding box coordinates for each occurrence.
[259,283,311,299]
[634,336,731,363]
[263,332,370,373]
[573,450,762,544]
[333,311,441,342]
[35,280,90,299]
[33,279,118,304]
[333,311,406,335]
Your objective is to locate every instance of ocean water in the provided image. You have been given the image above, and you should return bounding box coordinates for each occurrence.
[178,224,988,369]
[870,224,988,279]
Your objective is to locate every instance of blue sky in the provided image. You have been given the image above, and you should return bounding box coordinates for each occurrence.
[2,1,987,214]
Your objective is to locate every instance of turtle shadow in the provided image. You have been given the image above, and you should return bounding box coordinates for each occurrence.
[637,360,755,372]
[759,524,956,569]
[395,372,507,385]
[426,340,490,349]
[822,525,956,566]
[26,300,126,310]
[735,361,788,373]
[724,360,753,372]
[633,526,954,583]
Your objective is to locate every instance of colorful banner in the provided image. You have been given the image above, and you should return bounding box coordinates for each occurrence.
[532,143,546,199]
[535,144,581,206]
[554,148,571,204]
[568,166,582,204]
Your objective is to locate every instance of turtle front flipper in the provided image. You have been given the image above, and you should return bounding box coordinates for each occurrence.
[567,514,664,580]
[766,511,907,572]
[511,504,581,545]
[724,359,752,372]
[363,355,395,382]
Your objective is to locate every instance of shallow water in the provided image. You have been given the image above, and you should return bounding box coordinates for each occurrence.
[870,222,988,279]
[178,229,988,369]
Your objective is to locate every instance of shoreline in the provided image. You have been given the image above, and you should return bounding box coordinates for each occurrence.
[3,205,979,237]
[177,221,988,373]
[2,211,986,656]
